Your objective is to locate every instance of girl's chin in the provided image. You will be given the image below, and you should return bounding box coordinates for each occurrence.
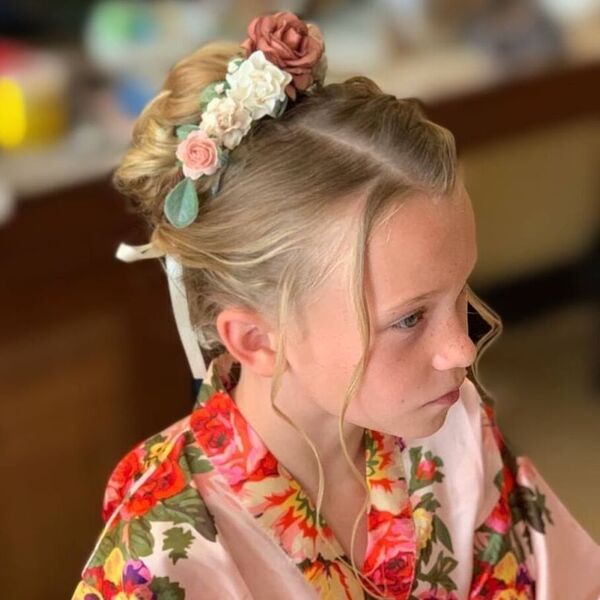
[387,411,451,440]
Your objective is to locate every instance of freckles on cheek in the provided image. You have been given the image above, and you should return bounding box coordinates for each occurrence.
[366,359,412,407]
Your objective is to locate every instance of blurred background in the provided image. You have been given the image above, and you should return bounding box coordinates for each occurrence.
[0,0,598,597]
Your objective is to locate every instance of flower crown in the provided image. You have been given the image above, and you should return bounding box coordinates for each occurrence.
[163,11,327,229]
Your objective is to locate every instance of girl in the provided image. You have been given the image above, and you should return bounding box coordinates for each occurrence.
[72,11,600,600]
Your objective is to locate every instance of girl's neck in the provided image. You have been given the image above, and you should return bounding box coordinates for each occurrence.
[230,363,366,497]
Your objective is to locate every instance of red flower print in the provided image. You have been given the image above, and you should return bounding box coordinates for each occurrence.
[191,390,276,489]
[363,506,416,596]
[369,553,415,596]
[484,501,511,535]
[102,447,144,522]
[119,436,187,520]
[191,392,234,455]
[416,458,437,481]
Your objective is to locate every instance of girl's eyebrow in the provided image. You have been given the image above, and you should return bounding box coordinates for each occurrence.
[380,255,477,315]
[381,290,439,315]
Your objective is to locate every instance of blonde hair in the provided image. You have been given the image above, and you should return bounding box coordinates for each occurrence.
[114,40,503,598]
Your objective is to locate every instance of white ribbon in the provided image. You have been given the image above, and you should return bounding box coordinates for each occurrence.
[115,242,207,380]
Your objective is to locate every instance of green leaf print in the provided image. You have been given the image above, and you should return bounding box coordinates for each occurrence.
[175,123,200,141]
[420,538,433,565]
[147,487,217,541]
[182,438,213,474]
[519,485,554,534]
[144,434,167,453]
[149,576,185,600]
[418,551,458,591]
[163,526,194,564]
[432,514,454,553]
[127,517,154,558]
[197,381,217,405]
[87,533,116,568]
[416,492,441,513]
[480,532,507,564]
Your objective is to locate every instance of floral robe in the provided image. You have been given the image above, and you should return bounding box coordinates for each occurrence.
[72,350,600,599]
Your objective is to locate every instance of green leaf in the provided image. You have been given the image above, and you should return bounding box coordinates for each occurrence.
[408,446,423,494]
[418,551,458,590]
[420,538,433,565]
[144,434,167,453]
[438,554,458,576]
[493,468,504,491]
[432,514,454,553]
[175,124,199,141]
[273,96,288,118]
[417,492,441,512]
[182,442,213,474]
[520,486,551,533]
[162,526,194,564]
[196,381,216,405]
[87,534,115,568]
[480,532,506,564]
[199,82,221,111]
[147,488,217,542]
[149,576,185,600]
[164,178,199,228]
[127,517,154,558]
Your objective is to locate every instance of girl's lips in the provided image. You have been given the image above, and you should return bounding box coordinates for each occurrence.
[428,388,460,405]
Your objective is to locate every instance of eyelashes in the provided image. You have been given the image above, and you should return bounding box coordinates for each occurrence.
[391,309,426,331]
[391,283,469,332]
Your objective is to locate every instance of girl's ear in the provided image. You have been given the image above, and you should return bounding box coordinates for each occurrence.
[215,308,277,377]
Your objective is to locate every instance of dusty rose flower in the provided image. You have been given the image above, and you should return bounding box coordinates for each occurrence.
[240,11,325,100]
[175,129,220,180]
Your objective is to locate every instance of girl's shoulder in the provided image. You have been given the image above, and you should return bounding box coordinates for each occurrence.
[72,415,223,599]
[100,414,195,524]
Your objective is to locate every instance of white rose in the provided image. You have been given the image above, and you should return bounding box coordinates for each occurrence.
[225,50,292,120]
[200,96,253,150]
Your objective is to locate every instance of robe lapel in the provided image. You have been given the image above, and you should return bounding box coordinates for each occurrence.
[190,352,417,599]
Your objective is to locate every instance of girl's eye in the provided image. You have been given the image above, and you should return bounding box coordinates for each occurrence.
[391,309,425,331]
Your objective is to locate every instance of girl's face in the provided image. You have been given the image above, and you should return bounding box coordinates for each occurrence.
[285,181,478,439]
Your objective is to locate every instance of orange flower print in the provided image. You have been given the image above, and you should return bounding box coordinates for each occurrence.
[303,558,364,598]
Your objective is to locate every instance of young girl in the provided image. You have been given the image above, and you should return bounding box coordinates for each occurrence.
[72,11,600,600]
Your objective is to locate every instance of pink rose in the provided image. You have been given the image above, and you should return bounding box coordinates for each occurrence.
[175,129,219,180]
[240,11,325,100]
[484,501,511,534]
[415,458,437,481]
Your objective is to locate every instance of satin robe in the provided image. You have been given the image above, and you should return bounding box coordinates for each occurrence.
[72,350,600,599]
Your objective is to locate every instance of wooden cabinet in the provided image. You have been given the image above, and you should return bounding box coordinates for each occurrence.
[0,179,193,597]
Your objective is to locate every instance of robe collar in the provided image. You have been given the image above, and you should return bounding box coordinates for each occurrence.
[189,351,417,599]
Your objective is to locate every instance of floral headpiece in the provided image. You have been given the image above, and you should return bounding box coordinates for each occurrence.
[163,11,327,229]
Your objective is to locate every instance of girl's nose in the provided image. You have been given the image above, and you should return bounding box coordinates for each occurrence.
[431,317,478,371]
